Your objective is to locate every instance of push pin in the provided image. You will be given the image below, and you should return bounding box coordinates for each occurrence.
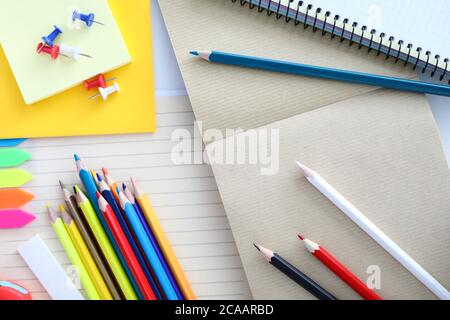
[72,10,104,27]
[90,82,120,100]
[60,44,92,60]
[36,43,62,60]
[37,43,90,60]
[84,74,117,90]
[41,25,62,47]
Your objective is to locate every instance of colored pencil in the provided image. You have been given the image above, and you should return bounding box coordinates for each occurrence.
[60,204,113,300]
[47,205,100,300]
[74,185,137,300]
[295,161,450,300]
[97,176,164,300]
[191,50,450,98]
[123,183,184,299]
[254,243,337,300]
[118,189,179,300]
[297,235,382,300]
[59,181,122,300]
[102,167,120,203]
[132,178,196,300]
[91,170,100,187]
[74,155,143,300]
[97,192,157,300]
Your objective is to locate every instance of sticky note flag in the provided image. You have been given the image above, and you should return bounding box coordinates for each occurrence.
[0,189,34,209]
[0,149,31,167]
[0,169,33,188]
[0,139,27,147]
[0,209,35,228]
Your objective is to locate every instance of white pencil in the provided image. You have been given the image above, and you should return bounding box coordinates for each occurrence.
[295,161,450,300]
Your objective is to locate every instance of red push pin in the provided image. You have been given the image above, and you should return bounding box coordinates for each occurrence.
[36,43,60,60]
[84,74,117,90]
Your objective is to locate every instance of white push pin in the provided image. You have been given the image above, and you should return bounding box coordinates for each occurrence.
[90,82,120,100]
[60,44,92,60]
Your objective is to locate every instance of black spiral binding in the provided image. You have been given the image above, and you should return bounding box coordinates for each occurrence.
[231,0,450,84]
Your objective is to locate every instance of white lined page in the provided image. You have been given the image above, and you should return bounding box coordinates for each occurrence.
[0,95,252,300]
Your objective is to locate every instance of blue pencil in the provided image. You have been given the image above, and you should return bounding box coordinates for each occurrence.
[190,50,450,98]
[74,154,143,300]
[123,183,184,300]
[117,188,179,300]
[97,176,164,300]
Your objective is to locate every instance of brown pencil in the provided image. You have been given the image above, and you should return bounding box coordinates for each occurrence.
[59,180,123,300]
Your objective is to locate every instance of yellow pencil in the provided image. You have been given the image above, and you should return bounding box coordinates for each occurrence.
[131,178,196,300]
[47,205,100,300]
[60,204,113,300]
[74,185,137,300]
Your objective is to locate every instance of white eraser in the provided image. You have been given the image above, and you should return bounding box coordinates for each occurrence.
[18,235,85,300]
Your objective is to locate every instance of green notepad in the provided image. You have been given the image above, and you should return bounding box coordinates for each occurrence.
[0,0,131,104]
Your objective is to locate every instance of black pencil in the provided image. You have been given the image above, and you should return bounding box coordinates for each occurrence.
[254,243,337,300]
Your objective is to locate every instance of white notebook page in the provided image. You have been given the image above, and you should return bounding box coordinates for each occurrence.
[0,95,252,300]
[305,0,450,57]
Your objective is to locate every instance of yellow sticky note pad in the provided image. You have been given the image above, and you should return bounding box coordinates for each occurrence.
[0,0,131,105]
[0,0,155,138]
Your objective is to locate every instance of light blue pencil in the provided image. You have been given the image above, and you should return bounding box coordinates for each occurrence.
[190,50,450,98]
[117,188,179,300]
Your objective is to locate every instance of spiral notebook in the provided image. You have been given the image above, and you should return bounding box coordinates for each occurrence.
[234,0,450,82]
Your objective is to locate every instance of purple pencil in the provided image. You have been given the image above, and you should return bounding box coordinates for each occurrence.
[122,183,184,300]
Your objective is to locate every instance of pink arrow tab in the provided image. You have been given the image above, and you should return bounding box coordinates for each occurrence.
[0,209,36,229]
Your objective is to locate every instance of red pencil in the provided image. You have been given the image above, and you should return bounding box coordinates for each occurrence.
[97,191,157,300]
[297,235,382,300]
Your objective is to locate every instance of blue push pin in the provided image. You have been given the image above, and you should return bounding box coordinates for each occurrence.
[72,10,104,27]
[41,25,62,47]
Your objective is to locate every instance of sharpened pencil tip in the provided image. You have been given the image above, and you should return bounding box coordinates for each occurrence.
[59,180,65,190]
[47,205,60,223]
[74,154,80,161]
[297,234,305,241]
[253,243,260,251]
[102,167,109,176]
[122,183,127,190]
[96,173,102,182]
[190,51,199,56]
[295,161,315,178]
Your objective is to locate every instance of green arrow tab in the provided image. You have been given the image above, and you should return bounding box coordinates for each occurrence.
[0,169,33,188]
[0,149,31,168]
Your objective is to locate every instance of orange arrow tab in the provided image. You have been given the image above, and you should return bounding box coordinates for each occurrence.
[0,189,34,209]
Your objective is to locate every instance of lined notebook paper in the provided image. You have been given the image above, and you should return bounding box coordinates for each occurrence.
[0,95,252,300]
